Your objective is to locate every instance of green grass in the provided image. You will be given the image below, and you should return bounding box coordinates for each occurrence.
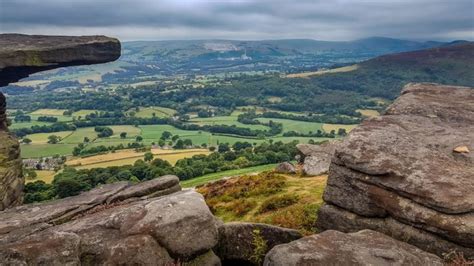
[181,164,278,188]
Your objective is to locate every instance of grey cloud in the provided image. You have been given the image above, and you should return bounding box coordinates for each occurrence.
[0,0,472,41]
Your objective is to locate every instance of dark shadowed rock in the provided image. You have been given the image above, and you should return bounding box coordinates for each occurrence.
[274,162,296,174]
[317,83,474,259]
[264,230,443,266]
[297,141,340,176]
[214,222,302,265]
[0,34,121,211]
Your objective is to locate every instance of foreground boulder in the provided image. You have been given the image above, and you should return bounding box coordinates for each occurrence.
[0,34,121,210]
[214,222,302,265]
[317,83,474,258]
[264,230,443,266]
[0,176,222,264]
[274,162,296,174]
[297,141,340,176]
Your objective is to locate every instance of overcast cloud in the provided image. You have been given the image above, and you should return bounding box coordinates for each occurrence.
[0,0,473,41]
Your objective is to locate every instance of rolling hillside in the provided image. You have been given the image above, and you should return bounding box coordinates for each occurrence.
[309,42,474,98]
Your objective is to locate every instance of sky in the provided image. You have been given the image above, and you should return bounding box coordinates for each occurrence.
[0,0,473,41]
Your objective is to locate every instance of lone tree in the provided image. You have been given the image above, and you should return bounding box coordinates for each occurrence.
[144,152,154,162]
[136,136,143,142]
[47,135,61,144]
[22,138,32,144]
[120,132,127,139]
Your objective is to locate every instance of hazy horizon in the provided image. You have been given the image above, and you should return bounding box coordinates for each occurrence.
[1,0,473,42]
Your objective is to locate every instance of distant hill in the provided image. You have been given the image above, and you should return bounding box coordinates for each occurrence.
[310,42,474,98]
[116,37,449,76]
[123,37,445,61]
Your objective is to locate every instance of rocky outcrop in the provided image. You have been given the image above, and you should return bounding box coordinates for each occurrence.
[317,83,474,258]
[0,176,224,265]
[274,162,296,174]
[214,222,302,264]
[296,141,340,176]
[0,34,121,210]
[0,132,22,210]
[264,229,443,266]
[0,34,121,86]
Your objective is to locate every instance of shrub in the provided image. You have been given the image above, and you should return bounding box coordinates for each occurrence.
[258,194,299,213]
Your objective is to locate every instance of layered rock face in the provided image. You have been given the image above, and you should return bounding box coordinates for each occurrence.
[317,83,474,258]
[0,176,224,264]
[264,229,443,265]
[0,34,120,210]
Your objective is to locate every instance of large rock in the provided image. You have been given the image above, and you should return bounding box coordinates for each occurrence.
[0,34,121,210]
[317,83,474,259]
[214,222,302,264]
[0,34,121,86]
[0,177,222,264]
[297,141,340,176]
[274,162,296,174]
[264,229,443,266]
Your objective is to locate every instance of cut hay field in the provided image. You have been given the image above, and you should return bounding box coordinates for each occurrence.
[26,170,56,184]
[286,65,358,78]
[24,131,73,144]
[356,109,380,117]
[322,124,357,133]
[70,148,211,169]
[30,109,67,116]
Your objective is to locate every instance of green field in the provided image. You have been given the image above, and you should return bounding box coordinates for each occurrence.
[132,106,177,118]
[257,118,324,135]
[190,112,269,131]
[9,121,52,130]
[181,163,278,188]
[21,143,77,158]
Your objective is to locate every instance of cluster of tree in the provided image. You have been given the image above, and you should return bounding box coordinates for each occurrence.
[14,114,31,122]
[72,142,145,157]
[47,135,62,144]
[24,140,299,203]
[12,123,77,138]
[260,111,361,124]
[37,116,58,123]
[282,128,347,138]
[95,126,114,138]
